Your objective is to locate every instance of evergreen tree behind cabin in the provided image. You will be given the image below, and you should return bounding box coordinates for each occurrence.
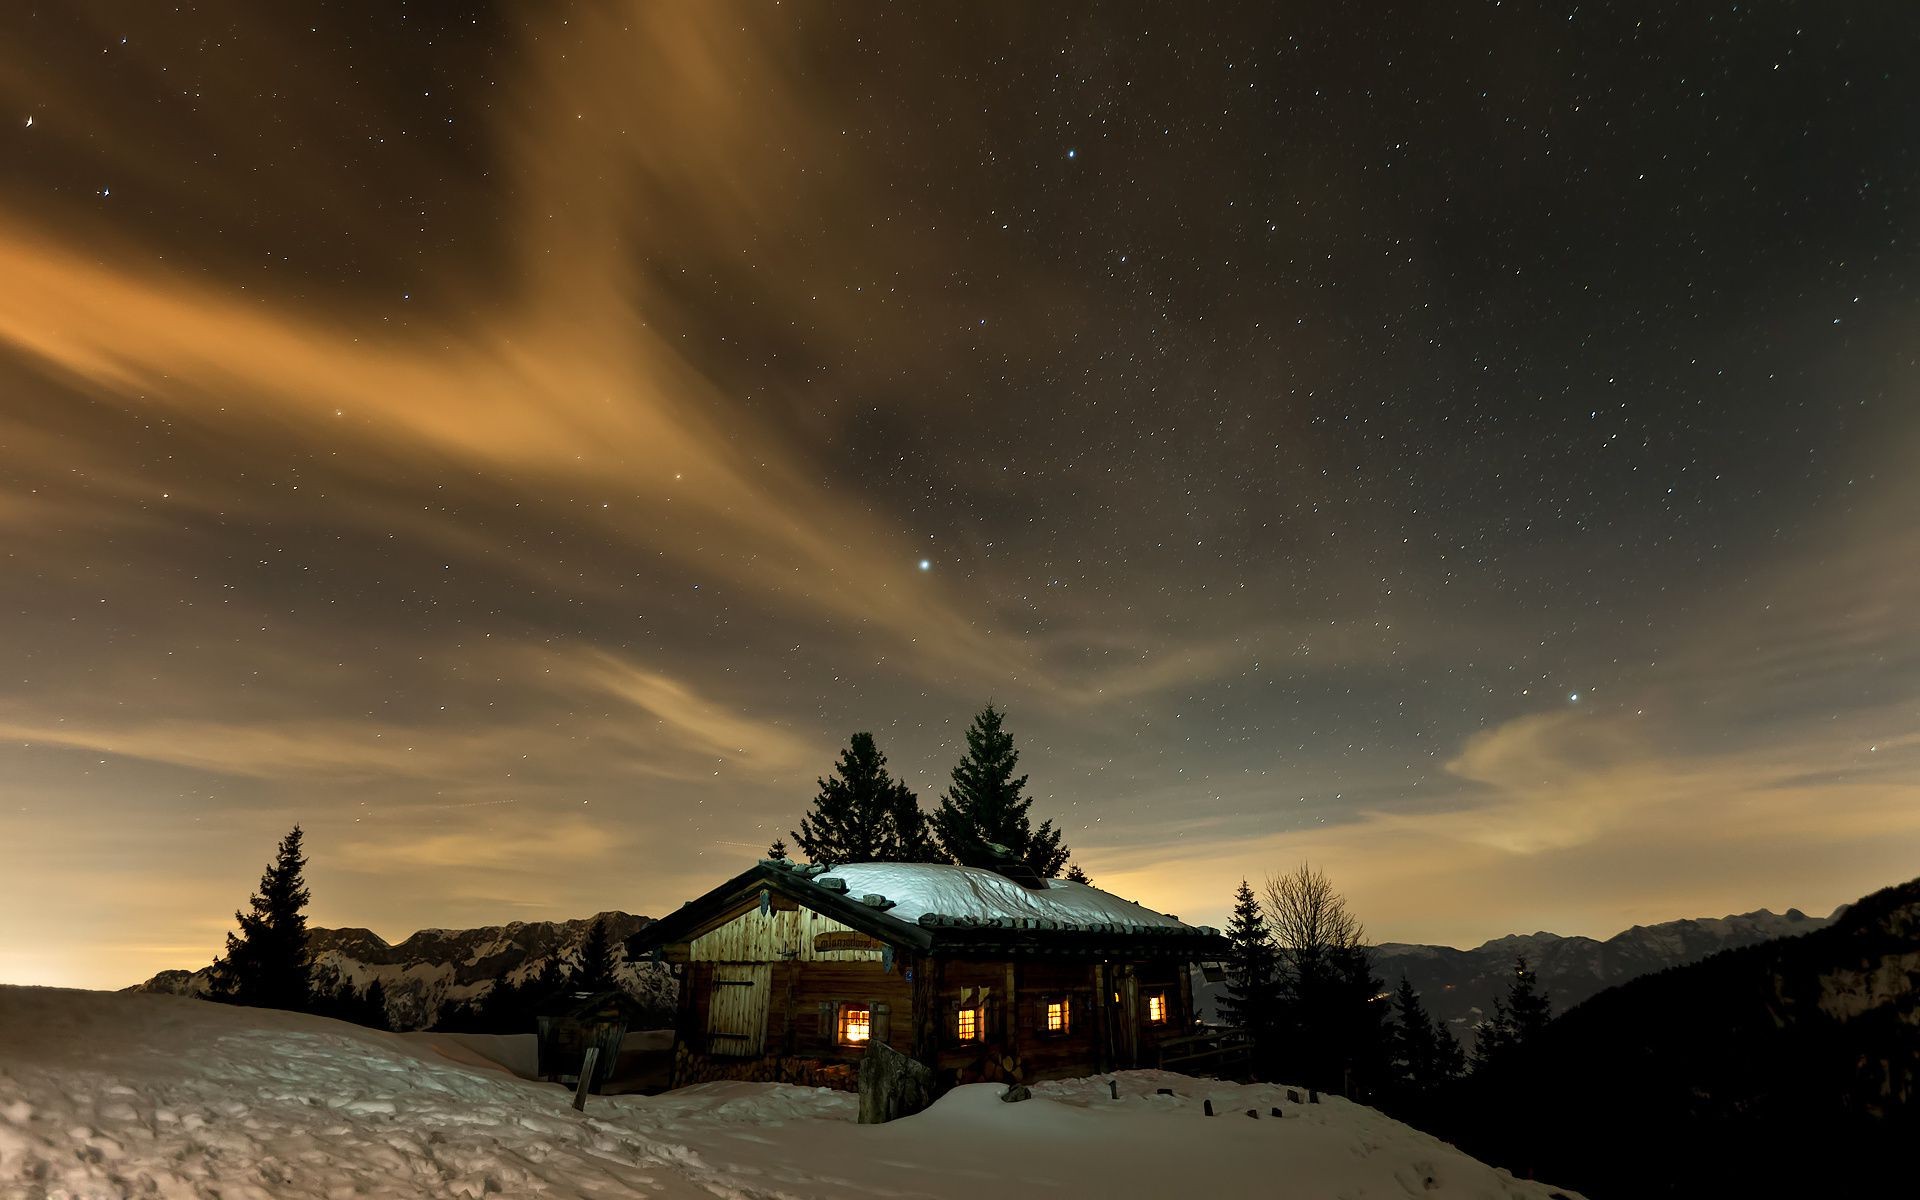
[208,825,313,1011]
[1218,880,1281,1067]
[766,838,789,861]
[932,705,1068,877]
[571,916,617,991]
[792,732,939,864]
[1064,862,1090,884]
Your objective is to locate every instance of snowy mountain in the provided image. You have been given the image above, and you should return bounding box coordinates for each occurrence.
[1193,904,1838,1031]
[0,985,1584,1198]
[132,911,674,1031]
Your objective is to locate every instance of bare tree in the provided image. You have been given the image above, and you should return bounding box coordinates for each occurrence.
[1263,861,1365,959]
[1262,862,1387,1095]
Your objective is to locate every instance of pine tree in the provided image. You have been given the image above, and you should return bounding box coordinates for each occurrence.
[1064,862,1091,884]
[766,838,789,861]
[1330,943,1391,1098]
[208,825,313,1011]
[931,705,1068,876]
[792,733,938,864]
[571,917,617,991]
[1218,880,1281,1069]
[1504,955,1553,1048]
[1472,993,1512,1072]
[1390,975,1442,1092]
[1433,1015,1467,1082]
[359,978,391,1031]
[1471,956,1551,1072]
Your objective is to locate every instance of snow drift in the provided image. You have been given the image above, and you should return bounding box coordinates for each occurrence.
[0,985,1578,1198]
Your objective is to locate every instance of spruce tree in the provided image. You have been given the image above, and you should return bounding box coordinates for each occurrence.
[1218,880,1280,1069]
[766,838,789,861]
[1064,862,1091,884]
[792,732,937,864]
[359,978,391,1031]
[1471,957,1549,1072]
[931,705,1068,876]
[1330,943,1391,1098]
[208,825,313,1012]
[1390,975,1442,1092]
[571,916,617,991]
[1433,1015,1467,1082]
[1503,955,1553,1048]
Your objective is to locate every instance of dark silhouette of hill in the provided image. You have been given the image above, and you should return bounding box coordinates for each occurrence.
[1440,874,1919,1197]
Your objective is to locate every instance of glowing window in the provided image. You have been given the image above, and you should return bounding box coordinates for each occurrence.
[840,1004,871,1045]
[955,1007,980,1041]
[1045,997,1069,1033]
[1147,993,1168,1024]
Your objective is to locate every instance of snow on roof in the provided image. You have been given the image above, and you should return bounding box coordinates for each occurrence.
[782,861,1211,935]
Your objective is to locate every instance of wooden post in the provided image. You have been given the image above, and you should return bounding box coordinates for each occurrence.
[1091,962,1111,1073]
[909,954,944,1070]
[572,1047,600,1111]
[1003,960,1020,1081]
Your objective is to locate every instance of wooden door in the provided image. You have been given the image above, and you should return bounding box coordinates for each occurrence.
[706,964,771,1056]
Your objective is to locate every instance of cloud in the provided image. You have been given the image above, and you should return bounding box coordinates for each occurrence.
[338,812,617,874]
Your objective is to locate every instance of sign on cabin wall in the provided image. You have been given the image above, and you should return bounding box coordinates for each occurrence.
[813,931,887,953]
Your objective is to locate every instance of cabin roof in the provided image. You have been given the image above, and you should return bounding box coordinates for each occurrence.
[628,860,1225,961]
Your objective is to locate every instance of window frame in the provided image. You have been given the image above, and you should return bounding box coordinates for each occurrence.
[837,1001,873,1048]
[1146,991,1169,1025]
[952,1004,983,1043]
[1041,994,1071,1036]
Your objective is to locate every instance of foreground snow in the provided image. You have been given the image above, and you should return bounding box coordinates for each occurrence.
[0,987,1576,1199]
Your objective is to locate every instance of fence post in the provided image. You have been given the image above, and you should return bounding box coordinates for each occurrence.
[572,1046,601,1112]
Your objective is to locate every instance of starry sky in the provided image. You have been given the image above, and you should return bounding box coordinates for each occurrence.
[4,3,1918,990]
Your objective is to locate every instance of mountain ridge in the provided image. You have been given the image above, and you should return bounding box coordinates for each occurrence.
[132,910,675,1031]
[1196,901,1841,1031]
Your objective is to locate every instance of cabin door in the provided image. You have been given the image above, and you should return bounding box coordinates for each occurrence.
[1101,963,1142,1069]
[706,964,771,1056]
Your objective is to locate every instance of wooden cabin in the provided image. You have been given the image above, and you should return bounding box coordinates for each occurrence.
[628,860,1228,1091]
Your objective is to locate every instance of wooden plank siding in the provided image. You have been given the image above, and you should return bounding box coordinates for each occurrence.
[689,900,888,966]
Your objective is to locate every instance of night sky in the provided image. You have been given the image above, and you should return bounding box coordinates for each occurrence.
[4,3,1918,989]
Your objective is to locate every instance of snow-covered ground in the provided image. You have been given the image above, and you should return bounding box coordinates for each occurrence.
[0,986,1577,1199]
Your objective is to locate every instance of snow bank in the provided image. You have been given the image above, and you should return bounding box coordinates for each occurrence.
[0,985,1578,1198]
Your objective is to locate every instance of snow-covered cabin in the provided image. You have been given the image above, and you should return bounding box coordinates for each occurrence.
[629,859,1227,1091]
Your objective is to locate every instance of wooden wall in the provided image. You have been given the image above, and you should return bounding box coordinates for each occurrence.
[688,898,887,965]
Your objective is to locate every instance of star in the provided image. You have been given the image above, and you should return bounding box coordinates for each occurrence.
[918,559,931,571]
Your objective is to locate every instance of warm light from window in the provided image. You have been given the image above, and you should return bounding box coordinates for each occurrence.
[1147,993,1167,1023]
[956,1007,979,1041]
[841,1005,871,1044]
[1046,999,1068,1033]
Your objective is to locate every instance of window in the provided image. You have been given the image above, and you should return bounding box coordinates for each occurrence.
[954,1006,981,1042]
[839,1003,871,1046]
[1044,996,1070,1034]
[1147,993,1168,1024]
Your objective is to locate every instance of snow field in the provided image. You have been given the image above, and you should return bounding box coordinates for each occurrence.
[0,986,1577,1199]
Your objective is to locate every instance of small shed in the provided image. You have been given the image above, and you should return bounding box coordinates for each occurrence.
[535,989,642,1092]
